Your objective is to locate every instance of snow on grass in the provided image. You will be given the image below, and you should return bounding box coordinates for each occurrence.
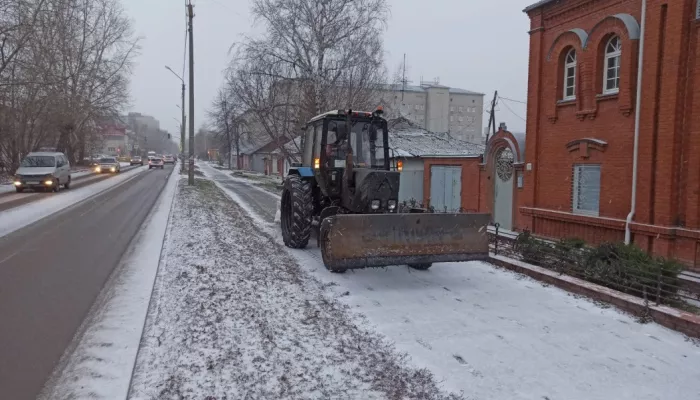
[38,167,179,400]
[198,163,700,400]
[128,178,462,400]
[0,166,148,238]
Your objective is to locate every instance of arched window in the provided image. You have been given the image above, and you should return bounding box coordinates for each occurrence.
[603,36,621,94]
[563,49,576,100]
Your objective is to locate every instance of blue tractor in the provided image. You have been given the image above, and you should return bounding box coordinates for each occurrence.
[280,107,491,273]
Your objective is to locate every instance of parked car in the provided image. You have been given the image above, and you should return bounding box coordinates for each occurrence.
[149,157,165,169]
[95,157,121,173]
[130,155,143,166]
[163,154,175,164]
[13,152,72,193]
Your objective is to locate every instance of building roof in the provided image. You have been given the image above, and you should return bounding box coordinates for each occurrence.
[308,109,377,123]
[378,83,484,96]
[388,117,485,158]
[523,0,559,13]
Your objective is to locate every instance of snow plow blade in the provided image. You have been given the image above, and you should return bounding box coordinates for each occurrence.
[319,213,491,270]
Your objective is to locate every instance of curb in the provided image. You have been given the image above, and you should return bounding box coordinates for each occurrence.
[489,254,700,339]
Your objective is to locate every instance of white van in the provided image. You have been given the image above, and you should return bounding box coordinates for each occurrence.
[13,152,72,193]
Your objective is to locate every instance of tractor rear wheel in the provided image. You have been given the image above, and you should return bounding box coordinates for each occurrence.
[281,174,312,248]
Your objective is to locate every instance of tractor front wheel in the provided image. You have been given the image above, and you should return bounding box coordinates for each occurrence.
[280,174,313,249]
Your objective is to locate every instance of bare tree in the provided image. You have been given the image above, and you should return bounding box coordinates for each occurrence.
[207,87,250,169]
[212,0,389,166]
[0,0,138,172]
[0,0,47,77]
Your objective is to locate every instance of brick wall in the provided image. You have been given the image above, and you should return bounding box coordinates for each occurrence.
[522,0,700,271]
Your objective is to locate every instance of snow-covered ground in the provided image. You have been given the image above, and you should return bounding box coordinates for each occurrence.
[0,166,148,238]
[129,177,460,400]
[197,162,700,400]
[39,166,179,400]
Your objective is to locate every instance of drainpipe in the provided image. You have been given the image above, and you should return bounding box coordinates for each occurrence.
[624,0,647,244]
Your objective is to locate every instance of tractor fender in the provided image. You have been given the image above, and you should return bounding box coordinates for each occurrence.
[286,166,314,178]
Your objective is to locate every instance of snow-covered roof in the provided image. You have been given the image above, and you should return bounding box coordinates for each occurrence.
[308,109,375,123]
[388,118,485,158]
[377,83,484,96]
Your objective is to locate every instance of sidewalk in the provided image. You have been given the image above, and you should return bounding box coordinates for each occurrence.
[128,177,460,400]
[196,162,700,400]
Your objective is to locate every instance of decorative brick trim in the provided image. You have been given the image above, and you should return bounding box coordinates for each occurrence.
[520,207,700,241]
[520,207,626,229]
[566,138,608,159]
[489,254,700,338]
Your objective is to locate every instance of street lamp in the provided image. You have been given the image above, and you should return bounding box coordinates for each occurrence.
[165,65,186,172]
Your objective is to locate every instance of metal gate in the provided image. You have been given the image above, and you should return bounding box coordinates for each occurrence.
[494,148,514,230]
[430,165,462,212]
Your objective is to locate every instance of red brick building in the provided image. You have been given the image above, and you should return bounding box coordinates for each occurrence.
[492,0,700,269]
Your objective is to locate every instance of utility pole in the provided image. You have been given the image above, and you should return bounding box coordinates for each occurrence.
[484,90,498,144]
[187,0,195,185]
[180,83,185,173]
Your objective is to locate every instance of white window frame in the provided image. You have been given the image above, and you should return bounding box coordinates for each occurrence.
[572,164,601,216]
[563,48,576,100]
[603,36,621,95]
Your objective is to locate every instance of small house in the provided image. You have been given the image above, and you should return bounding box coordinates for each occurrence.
[388,117,485,212]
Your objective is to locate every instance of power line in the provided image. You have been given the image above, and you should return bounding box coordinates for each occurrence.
[499,96,526,122]
[499,96,527,105]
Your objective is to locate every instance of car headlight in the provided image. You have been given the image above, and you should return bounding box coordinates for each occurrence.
[371,200,380,210]
[44,179,53,185]
[110,167,116,172]
[95,166,101,172]
[388,200,397,210]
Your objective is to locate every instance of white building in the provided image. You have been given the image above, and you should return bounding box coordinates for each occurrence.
[379,81,485,144]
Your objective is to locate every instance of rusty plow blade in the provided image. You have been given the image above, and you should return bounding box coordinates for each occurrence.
[319,213,492,270]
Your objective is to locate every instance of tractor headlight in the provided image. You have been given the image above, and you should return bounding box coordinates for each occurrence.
[371,200,380,210]
[388,200,397,210]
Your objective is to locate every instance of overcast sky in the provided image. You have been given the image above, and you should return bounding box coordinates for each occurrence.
[121,0,534,139]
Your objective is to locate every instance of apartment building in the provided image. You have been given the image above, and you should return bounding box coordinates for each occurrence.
[379,82,485,144]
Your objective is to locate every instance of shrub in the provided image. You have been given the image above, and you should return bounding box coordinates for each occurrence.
[511,234,683,307]
[583,242,683,304]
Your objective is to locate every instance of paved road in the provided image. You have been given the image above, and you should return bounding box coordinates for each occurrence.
[0,165,174,400]
[0,165,141,212]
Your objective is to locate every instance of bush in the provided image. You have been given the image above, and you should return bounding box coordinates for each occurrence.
[511,234,683,306]
[583,242,683,304]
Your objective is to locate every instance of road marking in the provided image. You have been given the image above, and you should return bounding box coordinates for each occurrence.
[0,250,20,265]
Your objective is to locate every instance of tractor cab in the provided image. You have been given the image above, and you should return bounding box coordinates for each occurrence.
[300,108,397,213]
